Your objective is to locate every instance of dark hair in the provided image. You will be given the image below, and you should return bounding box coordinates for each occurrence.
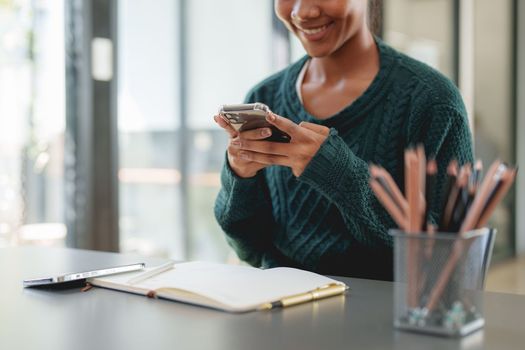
[368,0,383,36]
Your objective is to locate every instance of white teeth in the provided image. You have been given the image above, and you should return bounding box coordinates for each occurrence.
[301,25,328,35]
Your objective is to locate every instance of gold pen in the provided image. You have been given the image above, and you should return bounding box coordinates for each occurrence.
[258,283,348,310]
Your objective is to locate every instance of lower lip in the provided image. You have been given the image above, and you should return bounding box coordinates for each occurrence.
[298,23,333,42]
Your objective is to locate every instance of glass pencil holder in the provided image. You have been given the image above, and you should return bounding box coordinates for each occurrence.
[390,228,496,337]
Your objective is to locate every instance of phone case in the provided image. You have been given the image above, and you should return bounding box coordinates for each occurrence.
[219,103,291,143]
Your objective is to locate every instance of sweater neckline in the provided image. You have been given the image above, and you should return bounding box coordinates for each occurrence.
[282,38,398,129]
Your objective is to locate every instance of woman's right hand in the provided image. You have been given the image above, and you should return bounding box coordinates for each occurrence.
[214,115,271,178]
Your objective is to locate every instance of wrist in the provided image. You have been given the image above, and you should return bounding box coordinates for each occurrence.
[234,169,258,179]
[227,156,259,179]
[293,139,328,177]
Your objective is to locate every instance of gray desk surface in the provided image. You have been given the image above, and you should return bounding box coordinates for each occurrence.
[1,247,524,350]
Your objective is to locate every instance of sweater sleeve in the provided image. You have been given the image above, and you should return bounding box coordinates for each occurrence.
[215,155,287,268]
[214,84,286,268]
[297,104,474,247]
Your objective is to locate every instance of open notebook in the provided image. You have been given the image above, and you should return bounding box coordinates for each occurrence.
[89,261,347,313]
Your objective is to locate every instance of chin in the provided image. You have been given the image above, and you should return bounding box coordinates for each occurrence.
[298,35,341,58]
[302,45,335,58]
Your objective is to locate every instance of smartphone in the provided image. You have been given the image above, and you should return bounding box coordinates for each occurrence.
[218,103,291,143]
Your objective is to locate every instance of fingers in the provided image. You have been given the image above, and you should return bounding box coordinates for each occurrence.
[231,139,289,156]
[299,122,330,137]
[227,151,266,179]
[214,115,238,138]
[266,113,300,139]
[238,127,273,141]
[237,150,288,167]
[215,114,276,141]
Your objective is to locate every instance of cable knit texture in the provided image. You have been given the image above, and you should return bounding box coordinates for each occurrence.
[214,39,473,280]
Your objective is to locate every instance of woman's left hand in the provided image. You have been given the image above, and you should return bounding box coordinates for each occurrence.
[231,112,330,177]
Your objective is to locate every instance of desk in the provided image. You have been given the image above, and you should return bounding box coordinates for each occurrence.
[1,247,524,350]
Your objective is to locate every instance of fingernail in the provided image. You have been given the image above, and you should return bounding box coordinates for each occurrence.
[239,151,249,160]
[231,140,240,147]
[266,113,276,122]
[261,128,271,137]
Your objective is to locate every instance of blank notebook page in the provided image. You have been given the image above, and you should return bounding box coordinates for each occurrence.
[133,262,341,309]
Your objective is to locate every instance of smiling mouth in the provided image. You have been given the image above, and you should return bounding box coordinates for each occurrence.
[295,22,333,40]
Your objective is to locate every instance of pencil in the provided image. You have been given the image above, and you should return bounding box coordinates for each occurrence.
[425,223,437,259]
[449,164,471,232]
[417,145,427,205]
[476,168,517,228]
[414,146,428,307]
[465,160,483,214]
[439,160,458,231]
[470,160,483,191]
[370,179,409,230]
[446,164,470,232]
[461,161,506,232]
[406,150,424,232]
[424,161,514,313]
[405,149,421,308]
[423,159,437,230]
[369,165,408,215]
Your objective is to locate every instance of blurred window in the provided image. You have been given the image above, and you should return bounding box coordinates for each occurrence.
[472,0,515,259]
[118,0,276,261]
[0,0,66,247]
[383,0,455,79]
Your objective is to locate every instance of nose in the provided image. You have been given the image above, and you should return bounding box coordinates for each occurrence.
[291,0,321,22]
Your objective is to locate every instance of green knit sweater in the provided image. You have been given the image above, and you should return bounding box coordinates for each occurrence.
[214,39,473,280]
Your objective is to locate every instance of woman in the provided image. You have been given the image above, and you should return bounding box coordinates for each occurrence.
[213,0,473,280]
